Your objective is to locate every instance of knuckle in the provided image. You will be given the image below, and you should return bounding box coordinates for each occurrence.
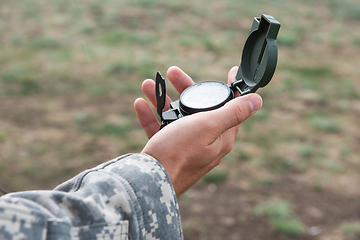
[206,120,221,134]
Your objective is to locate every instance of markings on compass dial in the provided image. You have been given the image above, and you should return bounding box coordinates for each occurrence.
[181,82,230,109]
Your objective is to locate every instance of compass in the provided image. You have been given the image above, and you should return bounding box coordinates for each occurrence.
[155,14,281,128]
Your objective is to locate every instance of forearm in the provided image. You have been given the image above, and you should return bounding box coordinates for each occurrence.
[0,153,183,240]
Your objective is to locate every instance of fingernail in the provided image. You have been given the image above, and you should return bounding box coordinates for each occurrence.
[248,95,262,114]
[230,66,238,71]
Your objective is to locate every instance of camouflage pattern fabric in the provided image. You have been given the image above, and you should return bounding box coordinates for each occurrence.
[0,153,183,240]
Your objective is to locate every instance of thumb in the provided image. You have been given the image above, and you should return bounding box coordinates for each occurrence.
[206,94,263,135]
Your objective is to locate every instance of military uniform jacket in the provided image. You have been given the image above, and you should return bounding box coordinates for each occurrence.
[0,153,183,240]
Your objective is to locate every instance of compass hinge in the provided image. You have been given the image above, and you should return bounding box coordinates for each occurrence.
[228,79,254,95]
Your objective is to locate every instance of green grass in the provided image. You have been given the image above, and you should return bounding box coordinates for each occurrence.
[29,36,64,50]
[277,32,299,47]
[204,170,229,183]
[1,67,40,96]
[340,222,360,237]
[307,114,341,133]
[329,0,360,20]
[253,199,305,237]
[297,144,316,159]
[76,117,133,137]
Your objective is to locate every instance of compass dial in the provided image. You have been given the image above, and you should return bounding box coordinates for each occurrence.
[179,81,234,115]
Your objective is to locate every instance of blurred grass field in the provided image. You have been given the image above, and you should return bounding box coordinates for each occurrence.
[1,0,360,239]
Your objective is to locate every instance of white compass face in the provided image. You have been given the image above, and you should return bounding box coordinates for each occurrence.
[180,81,231,109]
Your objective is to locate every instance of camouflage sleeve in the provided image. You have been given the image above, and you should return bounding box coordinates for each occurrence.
[0,153,183,240]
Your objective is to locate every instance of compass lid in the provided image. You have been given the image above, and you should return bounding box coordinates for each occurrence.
[235,14,281,94]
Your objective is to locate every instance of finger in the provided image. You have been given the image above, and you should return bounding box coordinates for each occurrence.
[167,66,195,93]
[142,79,173,110]
[134,98,160,139]
[205,94,263,139]
[228,66,240,98]
[227,66,238,84]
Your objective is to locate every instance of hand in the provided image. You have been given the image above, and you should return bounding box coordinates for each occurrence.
[135,66,263,196]
[134,66,240,138]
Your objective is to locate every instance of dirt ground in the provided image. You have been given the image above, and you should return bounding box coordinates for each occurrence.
[180,175,360,240]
